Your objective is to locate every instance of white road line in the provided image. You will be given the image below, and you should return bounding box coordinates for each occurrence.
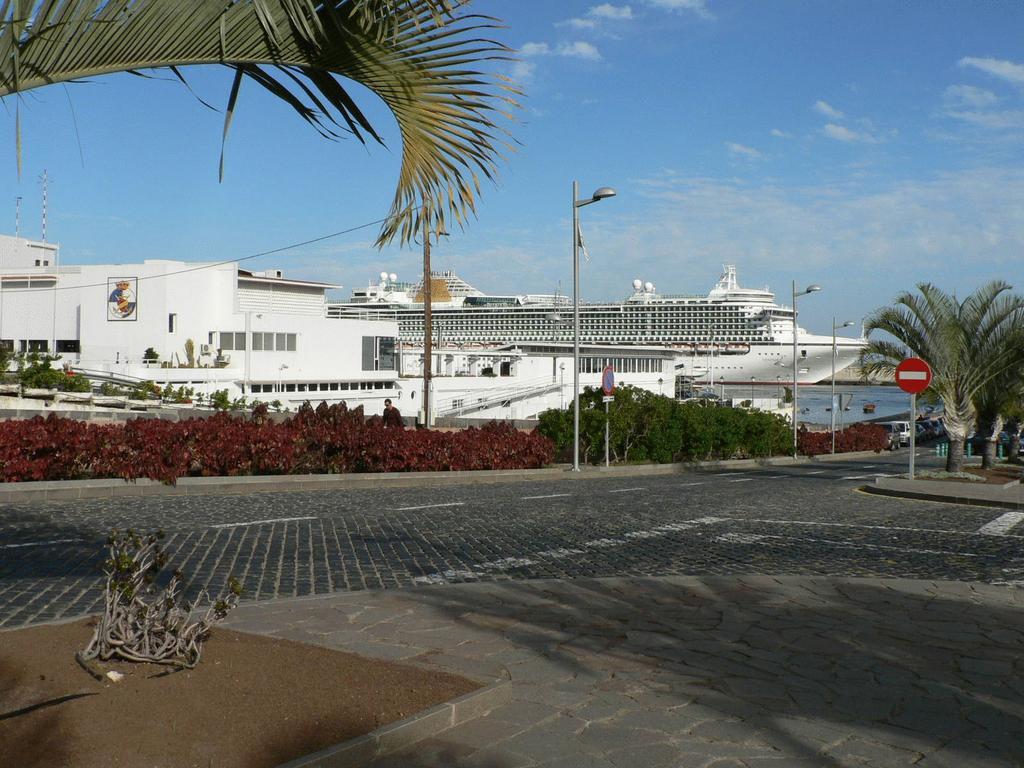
[728,478,754,483]
[727,531,980,558]
[711,516,1024,540]
[764,475,787,480]
[806,470,826,475]
[715,472,748,476]
[608,487,646,493]
[393,502,465,511]
[978,512,1024,537]
[841,475,873,480]
[0,538,81,549]
[678,482,706,487]
[521,493,573,500]
[211,516,316,529]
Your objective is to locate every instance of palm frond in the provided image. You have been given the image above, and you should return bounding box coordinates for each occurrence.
[0,0,518,245]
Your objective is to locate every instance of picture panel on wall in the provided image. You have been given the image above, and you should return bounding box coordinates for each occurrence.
[107,277,138,321]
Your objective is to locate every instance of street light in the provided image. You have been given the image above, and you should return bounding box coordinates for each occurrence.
[831,318,855,454]
[792,281,822,457]
[277,363,288,395]
[559,362,566,409]
[572,181,616,472]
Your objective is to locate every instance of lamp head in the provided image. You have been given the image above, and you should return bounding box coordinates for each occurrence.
[806,284,822,294]
[591,187,617,201]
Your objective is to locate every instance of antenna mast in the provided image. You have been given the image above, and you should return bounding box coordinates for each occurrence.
[39,169,48,241]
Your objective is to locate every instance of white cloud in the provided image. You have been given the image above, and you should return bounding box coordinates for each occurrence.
[726,142,764,159]
[590,3,634,19]
[511,61,536,82]
[557,41,602,61]
[943,84,998,108]
[601,168,1024,301]
[644,0,714,20]
[823,123,878,143]
[959,56,1024,85]
[519,42,550,57]
[945,109,1024,130]
[560,18,597,29]
[814,100,845,119]
[770,128,793,139]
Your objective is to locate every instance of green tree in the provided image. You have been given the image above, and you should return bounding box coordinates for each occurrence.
[861,282,1024,472]
[0,0,515,244]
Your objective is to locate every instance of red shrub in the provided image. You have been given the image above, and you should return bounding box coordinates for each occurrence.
[798,422,888,457]
[0,404,556,483]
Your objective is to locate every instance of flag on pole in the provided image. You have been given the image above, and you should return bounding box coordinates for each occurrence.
[576,220,591,262]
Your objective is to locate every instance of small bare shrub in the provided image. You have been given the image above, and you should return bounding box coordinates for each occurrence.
[79,529,241,669]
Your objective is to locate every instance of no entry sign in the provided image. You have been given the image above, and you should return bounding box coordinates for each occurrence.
[895,357,932,395]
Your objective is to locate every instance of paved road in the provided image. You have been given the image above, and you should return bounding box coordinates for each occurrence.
[2,451,1022,628]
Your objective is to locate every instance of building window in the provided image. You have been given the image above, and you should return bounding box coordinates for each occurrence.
[362,336,397,371]
[276,333,287,352]
[168,313,177,333]
[220,332,234,351]
[56,340,80,354]
[0,339,13,353]
[234,332,246,351]
[252,333,263,351]
[28,340,48,353]
[286,333,296,352]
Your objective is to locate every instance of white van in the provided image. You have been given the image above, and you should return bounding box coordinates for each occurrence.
[879,421,911,448]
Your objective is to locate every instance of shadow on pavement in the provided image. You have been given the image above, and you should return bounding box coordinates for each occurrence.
[409,576,1024,766]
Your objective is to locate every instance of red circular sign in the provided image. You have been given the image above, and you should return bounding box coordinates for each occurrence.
[601,365,615,395]
[895,357,932,394]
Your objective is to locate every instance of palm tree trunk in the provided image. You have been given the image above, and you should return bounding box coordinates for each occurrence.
[943,406,973,474]
[947,439,966,473]
[981,414,1004,469]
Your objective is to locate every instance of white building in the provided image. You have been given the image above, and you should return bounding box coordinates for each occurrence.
[0,235,401,413]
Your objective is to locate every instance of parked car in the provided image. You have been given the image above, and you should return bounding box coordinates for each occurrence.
[967,431,1011,453]
[879,421,911,449]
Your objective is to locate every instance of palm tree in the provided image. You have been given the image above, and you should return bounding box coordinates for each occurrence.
[974,365,1024,469]
[861,282,1024,473]
[0,0,515,245]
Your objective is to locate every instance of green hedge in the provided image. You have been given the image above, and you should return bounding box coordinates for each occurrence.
[537,386,791,464]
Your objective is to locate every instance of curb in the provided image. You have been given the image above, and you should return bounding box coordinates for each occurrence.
[276,680,512,768]
[0,450,889,504]
[861,483,1024,511]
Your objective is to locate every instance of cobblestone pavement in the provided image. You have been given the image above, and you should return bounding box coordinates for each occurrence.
[225,575,1024,768]
[1,452,1022,628]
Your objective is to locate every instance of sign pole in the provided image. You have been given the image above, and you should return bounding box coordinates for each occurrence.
[605,400,610,468]
[909,392,916,480]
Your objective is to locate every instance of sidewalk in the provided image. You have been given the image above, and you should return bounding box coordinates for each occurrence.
[224,576,1024,768]
[867,476,1024,510]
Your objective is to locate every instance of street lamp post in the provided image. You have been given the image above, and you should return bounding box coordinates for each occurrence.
[572,181,617,472]
[831,318,855,453]
[792,280,822,457]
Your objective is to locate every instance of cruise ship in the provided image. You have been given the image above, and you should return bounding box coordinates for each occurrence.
[328,266,866,385]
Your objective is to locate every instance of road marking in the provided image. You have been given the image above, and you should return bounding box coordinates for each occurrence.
[678,482,706,487]
[608,487,646,493]
[841,475,873,480]
[412,517,722,584]
[393,502,465,511]
[521,493,572,500]
[715,472,748,476]
[978,512,1024,537]
[806,470,826,475]
[728,478,754,483]
[710,530,978,558]
[709,516,1024,540]
[763,475,787,480]
[0,538,81,549]
[210,516,316,529]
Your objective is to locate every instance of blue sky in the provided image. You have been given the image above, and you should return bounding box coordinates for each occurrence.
[3,0,1023,333]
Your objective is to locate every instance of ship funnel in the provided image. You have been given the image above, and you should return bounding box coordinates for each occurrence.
[632,278,642,291]
[644,281,654,292]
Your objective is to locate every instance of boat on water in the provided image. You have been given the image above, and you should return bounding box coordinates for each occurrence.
[328,265,866,385]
